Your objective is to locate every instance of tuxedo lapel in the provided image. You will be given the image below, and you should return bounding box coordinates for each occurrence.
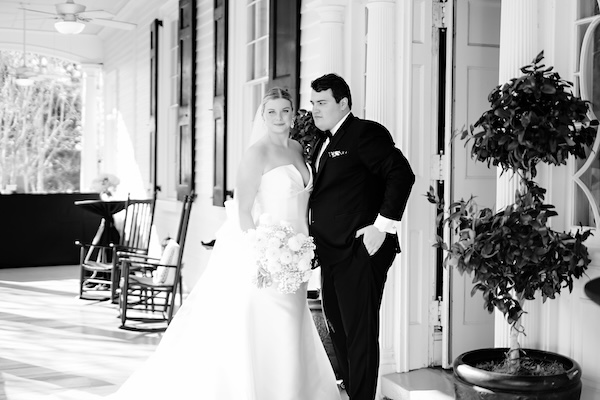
[314,114,355,184]
[311,137,326,175]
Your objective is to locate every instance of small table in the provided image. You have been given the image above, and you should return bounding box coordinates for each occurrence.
[75,199,126,248]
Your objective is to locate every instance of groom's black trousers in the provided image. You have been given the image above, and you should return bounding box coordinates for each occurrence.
[321,233,397,400]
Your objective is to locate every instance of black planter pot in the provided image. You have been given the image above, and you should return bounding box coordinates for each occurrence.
[453,348,582,400]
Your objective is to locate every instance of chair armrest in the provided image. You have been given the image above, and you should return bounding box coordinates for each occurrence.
[116,252,161,262]
[75,240,116,251]
[121,258,177,268]
[112,244,148,253]
[120,259,178,276]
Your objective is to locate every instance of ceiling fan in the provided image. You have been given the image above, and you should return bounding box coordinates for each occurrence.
[12,8,37,86]
[10,8,81,86]
[20,0,137,34]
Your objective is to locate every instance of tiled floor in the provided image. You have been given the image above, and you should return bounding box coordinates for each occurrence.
[0,265,350,400]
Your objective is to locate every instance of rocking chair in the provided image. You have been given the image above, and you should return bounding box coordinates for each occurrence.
[118,192,195,331]
[77,195,155,301]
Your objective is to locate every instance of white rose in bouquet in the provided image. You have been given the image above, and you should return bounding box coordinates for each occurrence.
[287,236,302,252]
[279,250,293,265]
[297,257,311,272]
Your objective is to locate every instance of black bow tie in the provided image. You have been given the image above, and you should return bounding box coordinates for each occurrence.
[323,130,332,139]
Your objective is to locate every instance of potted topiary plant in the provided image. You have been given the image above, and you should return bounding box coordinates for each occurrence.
[427,51,598,399]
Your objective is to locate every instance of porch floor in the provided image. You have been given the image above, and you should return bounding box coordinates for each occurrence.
[380,367,455,400]
[0,264,452,400]
[0,264,160,399]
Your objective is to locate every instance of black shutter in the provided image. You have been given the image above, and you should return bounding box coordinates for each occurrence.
[149,19,162,197]
[177,0,197,200]
[213,0,228,206]
[268,0,300,107]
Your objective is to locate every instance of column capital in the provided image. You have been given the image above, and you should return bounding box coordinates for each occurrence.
[80,63,103,75]
[316,0,346,24]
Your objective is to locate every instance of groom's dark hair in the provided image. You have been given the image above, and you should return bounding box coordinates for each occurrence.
[311,73,352,109]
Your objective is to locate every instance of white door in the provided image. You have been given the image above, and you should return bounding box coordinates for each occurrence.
[443,0,501,365]
[404,0,441,371]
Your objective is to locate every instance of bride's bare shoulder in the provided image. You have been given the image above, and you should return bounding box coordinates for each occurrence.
[240,142,267,172]
[289,139,303,154]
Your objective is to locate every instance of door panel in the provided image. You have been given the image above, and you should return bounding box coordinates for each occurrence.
[408,0,437,370]
[448,0,500,362]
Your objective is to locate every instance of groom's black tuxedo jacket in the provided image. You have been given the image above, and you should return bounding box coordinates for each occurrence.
[309,113,415,266]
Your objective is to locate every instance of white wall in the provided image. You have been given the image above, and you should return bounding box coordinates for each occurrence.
[528,1,600,399]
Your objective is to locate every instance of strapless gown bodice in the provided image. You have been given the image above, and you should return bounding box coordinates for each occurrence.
[107,164,340,400]
[226,163,312,236]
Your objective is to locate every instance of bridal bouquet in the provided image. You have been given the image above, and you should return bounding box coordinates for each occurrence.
[246,214,316,294]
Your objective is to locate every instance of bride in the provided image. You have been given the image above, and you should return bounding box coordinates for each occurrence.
[108,88,341,400]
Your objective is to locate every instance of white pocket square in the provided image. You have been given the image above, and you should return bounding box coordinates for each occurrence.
[328,150,348,158]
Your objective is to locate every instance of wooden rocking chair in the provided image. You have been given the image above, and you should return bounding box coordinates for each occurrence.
[118,193,195,331]
[77,195,155,302]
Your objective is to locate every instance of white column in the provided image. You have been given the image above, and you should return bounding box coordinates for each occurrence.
[496,0,539,210]
[495,0,540,349]
[364,0,398,377]
[315,1,346,75]
[365,0,396,128]
[80,64,102,192]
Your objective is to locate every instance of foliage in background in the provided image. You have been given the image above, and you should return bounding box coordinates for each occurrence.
[427,51,598,374]
[466,51,597,177]
[289,109,325,165]
[0,51,82,193]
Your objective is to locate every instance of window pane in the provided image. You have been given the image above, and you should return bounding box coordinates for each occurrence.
[247,42,255,80]
[592,24,600,119]
[574,132,600,227]
[257,0,268,38]
[574,8,600,227]
[580,0,600,18]
[247,3,256,41]
[255,37,268,79]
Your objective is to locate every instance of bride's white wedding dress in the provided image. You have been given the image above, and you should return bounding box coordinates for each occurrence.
[108,164,341,400]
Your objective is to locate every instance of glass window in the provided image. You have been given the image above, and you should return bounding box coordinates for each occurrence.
[579,0,600,18]
[245,0,269,150]
[573,0,600,227]
[246,0,268,81]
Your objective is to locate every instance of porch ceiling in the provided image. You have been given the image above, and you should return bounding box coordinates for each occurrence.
[0,0,131,36]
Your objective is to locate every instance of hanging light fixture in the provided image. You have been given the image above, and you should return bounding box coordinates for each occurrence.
[15,76,35,87]
[15,7,34,87]
[53,2,86,35]
[54,19,85,34]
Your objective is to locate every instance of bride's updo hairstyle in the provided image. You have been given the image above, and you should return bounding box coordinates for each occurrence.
[260,87,294,115]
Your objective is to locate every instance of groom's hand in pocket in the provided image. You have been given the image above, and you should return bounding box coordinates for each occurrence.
[356,225,386,256]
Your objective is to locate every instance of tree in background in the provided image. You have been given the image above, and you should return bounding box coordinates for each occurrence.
[0,51,82,193]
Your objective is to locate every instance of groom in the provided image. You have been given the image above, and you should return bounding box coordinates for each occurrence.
[309,73,414,400]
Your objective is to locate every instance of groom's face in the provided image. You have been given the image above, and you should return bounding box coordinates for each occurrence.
[310,89,348,132]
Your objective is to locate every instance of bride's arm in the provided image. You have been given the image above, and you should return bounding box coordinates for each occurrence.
[235,147,264,232]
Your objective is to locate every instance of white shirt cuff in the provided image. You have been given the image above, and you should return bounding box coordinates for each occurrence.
[373,214,398,234]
